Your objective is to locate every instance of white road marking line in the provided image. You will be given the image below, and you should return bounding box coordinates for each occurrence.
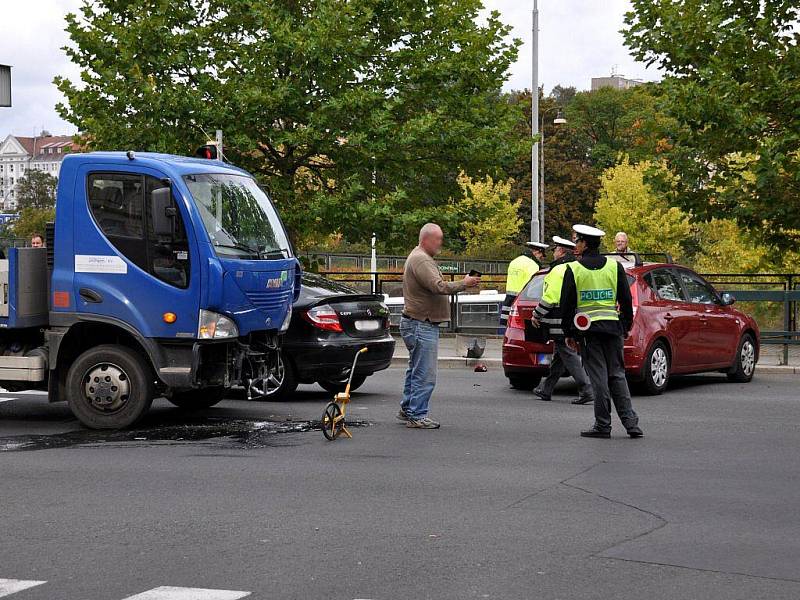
[0,579,47,597]
[0,398,17,404]
[120,587,251,600]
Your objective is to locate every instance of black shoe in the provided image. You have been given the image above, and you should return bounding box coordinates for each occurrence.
[580,427,611,439]
[533,388,552,402]
[572,396,594,405]
[627,426,644,438]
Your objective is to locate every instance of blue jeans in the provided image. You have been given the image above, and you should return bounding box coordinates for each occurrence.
[400,316,439,419]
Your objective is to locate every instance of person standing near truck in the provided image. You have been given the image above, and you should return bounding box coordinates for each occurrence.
[500,241,548,327]
[531,235,594,405]
[400,223,480,429]
[560,224,643,438]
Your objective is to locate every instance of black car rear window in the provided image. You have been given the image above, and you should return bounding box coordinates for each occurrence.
[300,273,359,297]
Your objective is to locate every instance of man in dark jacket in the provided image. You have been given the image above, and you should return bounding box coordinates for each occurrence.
[560,224,643,439]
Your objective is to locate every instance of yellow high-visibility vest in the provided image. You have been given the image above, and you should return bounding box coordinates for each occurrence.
[505,255,539,295]
[569,258,620,322]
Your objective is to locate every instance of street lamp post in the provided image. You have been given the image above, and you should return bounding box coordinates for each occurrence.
[530,0,539,243]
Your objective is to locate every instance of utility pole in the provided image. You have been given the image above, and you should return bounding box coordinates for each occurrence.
[530,0,540,243]
[215,129,223,159]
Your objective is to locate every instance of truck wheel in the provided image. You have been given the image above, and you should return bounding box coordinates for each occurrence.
[508,375,541,391]
[66,345,154,429]
[318,375,367,394]
[167,387,226,409]
[727,333,756,383]
[641,341,670,395]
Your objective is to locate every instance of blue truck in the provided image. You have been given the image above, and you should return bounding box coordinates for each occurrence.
[0,151,300,429]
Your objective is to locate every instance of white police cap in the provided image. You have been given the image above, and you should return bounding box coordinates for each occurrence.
[551,235,576,249]
[572,224,606,239]
[525,241,550,250]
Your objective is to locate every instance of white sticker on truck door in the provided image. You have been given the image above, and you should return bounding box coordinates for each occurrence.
[74,255,128,274]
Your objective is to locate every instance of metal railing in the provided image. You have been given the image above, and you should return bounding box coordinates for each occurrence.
[318,270,800,363]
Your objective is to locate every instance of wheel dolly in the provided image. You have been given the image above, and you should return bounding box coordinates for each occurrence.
[322,347,367,440]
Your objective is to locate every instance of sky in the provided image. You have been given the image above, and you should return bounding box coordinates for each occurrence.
[0,0,658,137]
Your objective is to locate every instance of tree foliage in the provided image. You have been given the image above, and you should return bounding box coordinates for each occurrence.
[56,0,526,252]
[12,208,56,242]
[624,0,800,250]
[15,170,58,210]
[594,158,691,260]
[454,172,521,258]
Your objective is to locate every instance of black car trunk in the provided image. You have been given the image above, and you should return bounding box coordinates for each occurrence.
[322,295,390,339]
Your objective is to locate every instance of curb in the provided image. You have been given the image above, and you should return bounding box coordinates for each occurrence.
[391,356,501,369]
[391,356,800,375]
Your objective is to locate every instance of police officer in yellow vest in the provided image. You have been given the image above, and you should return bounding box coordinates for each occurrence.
[560,225,643,438]
[531,236,595,404]
[500,241,548,327]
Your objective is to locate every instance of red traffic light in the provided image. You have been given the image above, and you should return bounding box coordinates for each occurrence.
[195,144,219,160]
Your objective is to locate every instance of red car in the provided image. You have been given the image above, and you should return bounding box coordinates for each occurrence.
[503,258,760,394]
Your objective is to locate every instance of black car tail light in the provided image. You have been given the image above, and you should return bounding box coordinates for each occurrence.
[303,304,343,332]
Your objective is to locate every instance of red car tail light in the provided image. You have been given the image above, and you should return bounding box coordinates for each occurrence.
[303,304,343,332]
[630,278,640,317]
[508,303,526,331]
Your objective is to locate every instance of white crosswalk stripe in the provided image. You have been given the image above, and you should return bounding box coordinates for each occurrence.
[0,579,47,597]
[120,587,251,600]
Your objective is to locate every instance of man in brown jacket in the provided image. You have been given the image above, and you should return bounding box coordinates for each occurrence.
[399,223,480,428]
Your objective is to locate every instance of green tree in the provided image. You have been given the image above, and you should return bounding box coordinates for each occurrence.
[624,0,800,250]
[566,85,675,170]
[453,172,521,258]
[12,207,55,242]
[56,0,526,252]
[594,158,691,260]
[15,170,58,210]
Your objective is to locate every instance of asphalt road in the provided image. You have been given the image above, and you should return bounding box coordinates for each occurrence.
[1,368,799,600]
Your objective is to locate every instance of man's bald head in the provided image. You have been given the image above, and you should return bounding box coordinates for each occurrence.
[419,223,444,256]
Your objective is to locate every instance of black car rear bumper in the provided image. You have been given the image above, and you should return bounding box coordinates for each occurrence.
[284,336,395,382]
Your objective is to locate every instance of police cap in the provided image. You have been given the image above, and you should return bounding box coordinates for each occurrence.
[551,235,576,249]
[572,224,605,241]
[525,241,550,251]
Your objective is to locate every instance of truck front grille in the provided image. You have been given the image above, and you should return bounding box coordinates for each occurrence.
[245,289,292,312]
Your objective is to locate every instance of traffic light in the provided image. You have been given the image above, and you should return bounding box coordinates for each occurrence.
[195,143,219,160]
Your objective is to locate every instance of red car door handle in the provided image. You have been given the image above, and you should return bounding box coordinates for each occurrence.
[664,313,674,321]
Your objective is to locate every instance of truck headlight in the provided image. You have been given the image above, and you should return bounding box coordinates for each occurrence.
[279,306,293,333]
[198,310,239,339]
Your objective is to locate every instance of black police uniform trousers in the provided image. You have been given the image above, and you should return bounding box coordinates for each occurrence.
[579,332,638,431]
[539,337,594,400]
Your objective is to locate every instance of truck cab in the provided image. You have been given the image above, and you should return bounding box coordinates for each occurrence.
[0,151,300,429]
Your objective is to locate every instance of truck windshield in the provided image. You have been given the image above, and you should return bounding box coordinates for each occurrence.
[183,173,291,260]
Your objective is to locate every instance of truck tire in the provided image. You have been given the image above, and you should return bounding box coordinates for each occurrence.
[167,387,226,409]
[66,345,154,429]
[318,375,367,394]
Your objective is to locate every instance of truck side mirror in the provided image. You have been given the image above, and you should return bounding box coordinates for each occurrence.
[151,187,175,236]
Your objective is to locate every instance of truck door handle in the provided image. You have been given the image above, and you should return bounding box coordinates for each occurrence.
[79,288,103,303]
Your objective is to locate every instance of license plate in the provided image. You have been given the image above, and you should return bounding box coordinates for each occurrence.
[355,319,380,331]
[537,352,552,365]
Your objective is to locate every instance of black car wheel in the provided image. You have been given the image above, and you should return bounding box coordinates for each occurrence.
[167,387,226,409]
[251,352,298,401]
[507,375,541,391]
[727,333,756,383]
[640,341,670,395]
[66,345,154,429]
[318,375,367,394]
